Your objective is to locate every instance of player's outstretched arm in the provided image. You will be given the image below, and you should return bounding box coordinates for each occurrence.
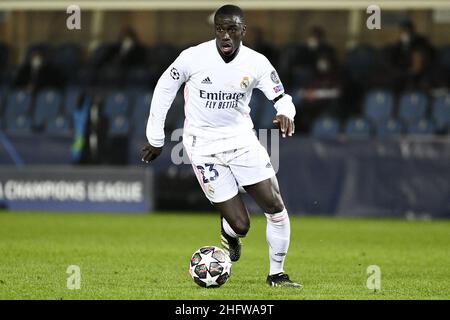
[273,114,295,138]
[141,143,163,163]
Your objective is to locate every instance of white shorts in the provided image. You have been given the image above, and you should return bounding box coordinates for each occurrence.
[185,141,276,203]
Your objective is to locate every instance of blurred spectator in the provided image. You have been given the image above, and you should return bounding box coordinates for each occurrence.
[72,92,109,165]
[13,48,63,93]
[304,26,336,69]
[387,20,435,90]
[72,92,92,164]
[110,27,148,69]
[0,42,9,85]
[85,27,148,87]
[400,46,436,92]
[289,26,337,88]
[293,52,343,133]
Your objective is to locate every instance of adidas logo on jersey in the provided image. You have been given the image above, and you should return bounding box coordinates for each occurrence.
[201,77,212,84]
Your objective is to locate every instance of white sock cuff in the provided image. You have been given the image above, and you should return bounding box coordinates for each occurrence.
[265,209,289,223]
[222,218,240,238]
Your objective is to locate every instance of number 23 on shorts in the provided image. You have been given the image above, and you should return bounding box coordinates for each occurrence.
[196,163,219,183]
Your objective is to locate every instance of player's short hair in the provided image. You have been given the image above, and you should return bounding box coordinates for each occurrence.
[214,4,245,23]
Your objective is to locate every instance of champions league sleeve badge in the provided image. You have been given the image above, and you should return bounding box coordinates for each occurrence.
[270,70,280,84]
[170,67,180,80]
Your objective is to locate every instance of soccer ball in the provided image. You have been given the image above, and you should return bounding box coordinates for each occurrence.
[189,246,232,288]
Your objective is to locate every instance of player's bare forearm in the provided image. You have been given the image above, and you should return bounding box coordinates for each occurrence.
[141,143,163,163]
[273,115,295,138]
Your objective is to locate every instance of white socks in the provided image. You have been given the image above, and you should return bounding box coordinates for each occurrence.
[265,209,290,275]
[222,217,240,238]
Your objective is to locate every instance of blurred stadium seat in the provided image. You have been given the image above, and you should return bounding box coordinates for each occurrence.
[344,117,372,138]
[130,90,152,136]
[108,115,130,136]
[45,114,72,136]
[7,115,32,134]
[364,89,394,124]
[4,90,32,132]
[375,118,404,138]
[104,91,130,118]
[33,89,62,129]
[406,119,435,135]
[431,94,450,132]
[311,116,340,138]
[164,91,185,131]
[398,92,428,125]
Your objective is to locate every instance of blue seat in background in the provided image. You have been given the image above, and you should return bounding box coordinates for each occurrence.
[104,91,130,119]
[33,89,62,129]
[375,118,404,138]
[164,91,185,132]
[45,114,72,136]
[364,90,394,123]
[398,92,428,124]
[6,115,32,134]
[311,116,340,138]
[431,94,450,132]
[406,119,436,135]
[345,117,372,138]
[131,91,152,136]
[4,90,32,129]
[108,115,130,136]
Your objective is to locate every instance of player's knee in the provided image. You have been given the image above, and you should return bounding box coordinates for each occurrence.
[232,219,250,237]
[265,200,285,215]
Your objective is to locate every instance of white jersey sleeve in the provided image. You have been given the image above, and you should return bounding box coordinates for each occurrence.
[255,56,296,120]
[146,51,190,147]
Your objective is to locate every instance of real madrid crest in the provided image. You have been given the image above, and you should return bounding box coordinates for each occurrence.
[240,76,250,89]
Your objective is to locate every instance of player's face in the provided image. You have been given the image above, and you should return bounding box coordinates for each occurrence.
[215,15,246,56]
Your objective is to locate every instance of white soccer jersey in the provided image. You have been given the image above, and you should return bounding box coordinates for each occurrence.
[146,39,296,155]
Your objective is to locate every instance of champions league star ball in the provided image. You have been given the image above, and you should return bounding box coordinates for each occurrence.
[189,246,232,288]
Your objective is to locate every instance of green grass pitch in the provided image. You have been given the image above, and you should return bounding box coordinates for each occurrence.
[0,211,449,300]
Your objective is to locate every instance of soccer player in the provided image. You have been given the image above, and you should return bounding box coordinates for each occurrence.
[142,4,301,288]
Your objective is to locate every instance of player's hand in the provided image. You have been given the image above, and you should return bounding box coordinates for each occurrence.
[273,115,295,138]
[141,143,163,163]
